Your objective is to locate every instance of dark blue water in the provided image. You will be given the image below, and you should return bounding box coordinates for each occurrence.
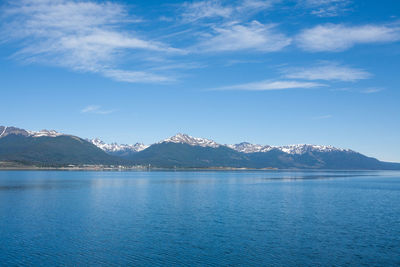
[1,170,400,266]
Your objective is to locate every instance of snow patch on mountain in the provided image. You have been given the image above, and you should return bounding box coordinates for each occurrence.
[90,138,148,153]
[278,144,351,154]
[227,142,274,153]
[0,126,7,138]
[162,133,220,148]
[28,129,64,137]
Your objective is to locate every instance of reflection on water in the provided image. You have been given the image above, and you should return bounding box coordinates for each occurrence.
[0,170,386,190]
[1,170,400,266]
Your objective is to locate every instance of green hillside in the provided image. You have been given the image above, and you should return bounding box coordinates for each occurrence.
[0,134,123,167]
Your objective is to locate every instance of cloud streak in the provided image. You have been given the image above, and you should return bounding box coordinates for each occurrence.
[181,0,277,22]
[181,0,233,21]
[179,1,289,53]
[283,62,371,81]
[81,105,114,115]
[312,114,333,120]
[103,69,175,83]
[197,21,291,52]
[361,88,383,94]
[213,80,324,91]
[297,23,400,52]
[301,0,352,17]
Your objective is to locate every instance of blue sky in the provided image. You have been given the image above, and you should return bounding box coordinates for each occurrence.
[1,0,400,161]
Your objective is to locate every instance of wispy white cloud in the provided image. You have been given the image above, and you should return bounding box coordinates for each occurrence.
[102,69,175,83]
[181,0,277,22]
[224,59,263,66]
[238,0,277,11]
[159,16,174,22]
[213,80,324,91]
[181,0,233,21]
[361,87,383,94]
[297,24,400,52]
[283,62,371,81]
[215,62,371,92]
[179,1,289,53]
[197,21,291,52]
[330,87,384,94]
[149,62,207,71]
[81,105,114,115]
[1,0,180,83]
[312,114,333,120]
[301,0,352,17]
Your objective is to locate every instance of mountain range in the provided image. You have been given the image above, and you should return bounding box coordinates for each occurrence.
[1,126,399,170]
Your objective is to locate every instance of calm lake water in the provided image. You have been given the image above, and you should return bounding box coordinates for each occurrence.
[0,170,400,266]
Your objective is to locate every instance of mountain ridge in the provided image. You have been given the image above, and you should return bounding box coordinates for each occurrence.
[91,133,354,156]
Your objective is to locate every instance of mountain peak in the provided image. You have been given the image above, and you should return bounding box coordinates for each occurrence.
[162,133,220,148]
[89,138,148,153]
[0,126,64,138]
[0,126,29,138]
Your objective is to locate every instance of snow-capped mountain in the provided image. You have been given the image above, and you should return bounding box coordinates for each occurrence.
[277,144,351,154]
[161,133,220,148]
[227,142,274,153]
[159,134,351,155]
[89,138,148,153]
[159,133,351,155]
[0,126,65,138]
[228,142,351,154]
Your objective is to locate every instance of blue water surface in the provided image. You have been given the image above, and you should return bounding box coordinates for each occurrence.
[0,170,400,266]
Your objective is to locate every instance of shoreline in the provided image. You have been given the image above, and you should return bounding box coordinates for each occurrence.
[0,166,279,171]
[0,166,391,171]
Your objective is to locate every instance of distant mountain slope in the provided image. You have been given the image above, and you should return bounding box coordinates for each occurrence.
[127,142,248,168]
[0,126,123,166]
[246,149,399,170]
